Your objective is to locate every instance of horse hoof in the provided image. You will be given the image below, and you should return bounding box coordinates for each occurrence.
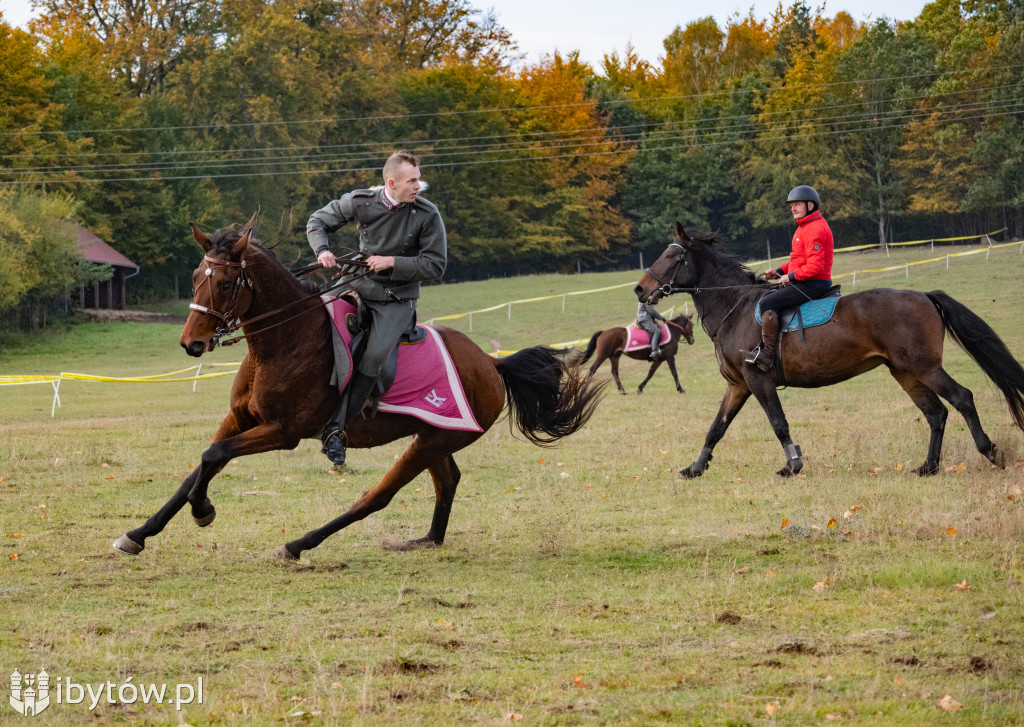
[776,460,802,477]
[636,388,644,395]
[274,544,299,561]
[113,535,144,555]
[382,537,440,551]
[677,388,685,394]
[194,507,216,527]
[989,445,1005,469]
[678,467,703,479]
[913,463,939,476]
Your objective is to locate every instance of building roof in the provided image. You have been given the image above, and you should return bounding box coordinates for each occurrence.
[72,224,137,268]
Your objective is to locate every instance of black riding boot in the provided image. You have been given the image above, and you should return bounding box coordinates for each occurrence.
[742,310,779,372]
[321,372,377,466]
[650,328,663,359]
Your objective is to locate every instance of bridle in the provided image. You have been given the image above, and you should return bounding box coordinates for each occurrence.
[188,251,373,348]
[643,240,689,297]
[190,255,253,345]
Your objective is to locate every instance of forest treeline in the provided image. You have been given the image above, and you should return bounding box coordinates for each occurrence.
[1,0,1022,320]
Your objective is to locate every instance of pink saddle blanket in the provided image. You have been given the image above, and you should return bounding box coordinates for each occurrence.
[624,324,670,353]
[323,297,482,432]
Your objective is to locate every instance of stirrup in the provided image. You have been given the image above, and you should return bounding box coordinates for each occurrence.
[321,429,347,466]
[743,344,772,372]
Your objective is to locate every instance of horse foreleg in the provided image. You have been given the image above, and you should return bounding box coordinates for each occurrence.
[276,434,444,560]
[637,359,662,395]
[610,354,626,395]
[665,355,685,393]
[921,368,1003,469]
[681,383,750,478]
[747,379,802,477]
[889,368,948,475]
[114,421,295,555]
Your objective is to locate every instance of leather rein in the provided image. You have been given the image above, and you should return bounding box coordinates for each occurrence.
[190,251,373,348]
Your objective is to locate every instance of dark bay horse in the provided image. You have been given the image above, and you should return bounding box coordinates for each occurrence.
[635,223,1024,478]
[113,219,604,561]
[578,314,695,394]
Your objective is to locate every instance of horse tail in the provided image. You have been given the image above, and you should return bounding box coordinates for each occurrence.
[578,331,601,364]
[927,290,1024,430]
[495,346,607,446]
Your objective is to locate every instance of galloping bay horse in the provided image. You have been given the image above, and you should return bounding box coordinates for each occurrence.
[113,218,605,561]
[578,314,695,394]
[635,222,1024,478]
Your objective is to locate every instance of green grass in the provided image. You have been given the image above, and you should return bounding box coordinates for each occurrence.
[1,241,1023,725]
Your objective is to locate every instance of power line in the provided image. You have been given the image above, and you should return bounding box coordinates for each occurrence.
[5,105,1020,185]
[5,91,1021,175]
[3,62,1023,138]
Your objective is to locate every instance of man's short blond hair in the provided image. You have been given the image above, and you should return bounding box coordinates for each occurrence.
[383,151,420,182]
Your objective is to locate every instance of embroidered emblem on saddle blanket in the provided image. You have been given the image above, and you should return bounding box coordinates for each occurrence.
[323,297,482,432]
[624,324,670,353]
[755,296,840,333]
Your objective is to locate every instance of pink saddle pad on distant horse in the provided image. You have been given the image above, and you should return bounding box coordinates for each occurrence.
[624,324,670,353]
[323,297,482,432]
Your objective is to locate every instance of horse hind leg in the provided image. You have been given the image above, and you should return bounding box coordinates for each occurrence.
[276,431,468,561]
[610,354,626,395]
[922,367,1004,469]
[889,368,948,476]
[383,454,462,551]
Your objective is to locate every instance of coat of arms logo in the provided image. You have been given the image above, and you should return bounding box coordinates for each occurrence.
[10,669,51,717]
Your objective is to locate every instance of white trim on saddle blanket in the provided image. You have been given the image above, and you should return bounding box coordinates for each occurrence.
[322,297,483,433]
[624,323,670,353]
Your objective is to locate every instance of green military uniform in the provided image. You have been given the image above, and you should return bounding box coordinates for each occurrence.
[307,187,447,377]
[307,186,447,465]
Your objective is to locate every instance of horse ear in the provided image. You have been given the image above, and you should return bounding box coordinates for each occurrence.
[672,221,692,243]
[232,210,259,255]
[189,222,213,251]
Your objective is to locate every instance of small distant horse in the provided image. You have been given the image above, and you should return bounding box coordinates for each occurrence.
[113,216,605,561]
[578,314,695,394]
[635,222,1024,478]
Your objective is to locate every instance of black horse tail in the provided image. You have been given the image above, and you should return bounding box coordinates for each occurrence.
[495,346,607,446]
[578,331,601,364]
[928,290,1024,430]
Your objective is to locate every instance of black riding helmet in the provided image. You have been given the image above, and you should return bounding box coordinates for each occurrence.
[787,185,820,212]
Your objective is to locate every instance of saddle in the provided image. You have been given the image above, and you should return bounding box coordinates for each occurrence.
[754,285,841,342]
[343,296,429,401]
[754,285,841,386]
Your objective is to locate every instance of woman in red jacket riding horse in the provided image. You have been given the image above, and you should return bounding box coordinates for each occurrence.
[744,185,835,371]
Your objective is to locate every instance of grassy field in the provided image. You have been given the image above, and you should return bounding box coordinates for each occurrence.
[2,240,1024,725]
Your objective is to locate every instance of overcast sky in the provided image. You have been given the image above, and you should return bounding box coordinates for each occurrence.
[2,0,931,67]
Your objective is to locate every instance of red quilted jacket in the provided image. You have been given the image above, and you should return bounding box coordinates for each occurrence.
[779,210,834,281]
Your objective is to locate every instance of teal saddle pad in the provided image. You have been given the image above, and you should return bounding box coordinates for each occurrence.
[755,294,840,332]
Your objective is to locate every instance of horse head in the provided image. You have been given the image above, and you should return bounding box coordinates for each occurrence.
[635,221,697,305]
[672,312,696,345]
[180,212,259,357]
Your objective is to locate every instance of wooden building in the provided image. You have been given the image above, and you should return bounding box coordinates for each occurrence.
[74,225,139,310]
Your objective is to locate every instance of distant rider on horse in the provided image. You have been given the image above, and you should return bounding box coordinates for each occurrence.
[307,151,447,465]
[636,301,667,359]
[743,185,834,372]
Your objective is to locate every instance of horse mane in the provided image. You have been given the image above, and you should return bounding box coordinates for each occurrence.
[209,224,319,293]
[685,227,766,286]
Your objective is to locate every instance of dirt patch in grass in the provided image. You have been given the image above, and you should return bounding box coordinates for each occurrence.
[774,640,819,655]
[716,611,742,624]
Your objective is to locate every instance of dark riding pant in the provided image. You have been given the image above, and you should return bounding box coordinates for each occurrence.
[759,279,833,314]
[359,299,416,377]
